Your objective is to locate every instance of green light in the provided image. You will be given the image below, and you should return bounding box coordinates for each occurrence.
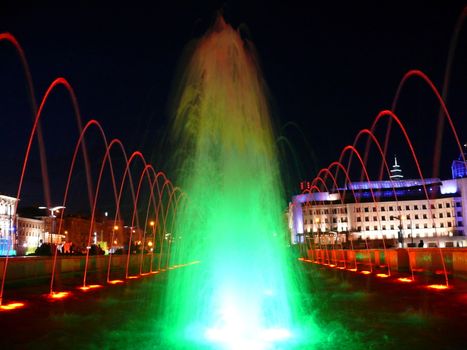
[160,16,319,349]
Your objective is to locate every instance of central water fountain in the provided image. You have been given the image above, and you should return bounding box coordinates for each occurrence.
[159,16,317,349]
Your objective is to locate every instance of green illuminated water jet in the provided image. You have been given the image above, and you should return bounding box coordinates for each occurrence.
[161,17,318,349]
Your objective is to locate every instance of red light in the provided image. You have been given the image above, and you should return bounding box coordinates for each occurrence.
[426,284,449,290]
[79,284,102,291]
[108,280,124,285]
[49,291,70,300]
[0,302,25,311]
[397,277,413,283]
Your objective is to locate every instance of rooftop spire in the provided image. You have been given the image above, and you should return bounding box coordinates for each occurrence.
[390,155,404,180]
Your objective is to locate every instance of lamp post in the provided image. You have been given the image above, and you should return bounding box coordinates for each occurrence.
[390,215,405,248]
[149,220,155,272]
[315,217,321,248]
[39,206,65,244]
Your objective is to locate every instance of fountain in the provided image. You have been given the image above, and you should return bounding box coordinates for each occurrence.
[159,16,317,349]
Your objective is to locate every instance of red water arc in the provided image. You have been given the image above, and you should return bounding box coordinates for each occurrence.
[379,69,466,180]
[51,119,117,294]
[0,34,181,305]
[0,33,52,209]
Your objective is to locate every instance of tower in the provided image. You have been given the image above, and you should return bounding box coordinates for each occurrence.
[390,155,404,180]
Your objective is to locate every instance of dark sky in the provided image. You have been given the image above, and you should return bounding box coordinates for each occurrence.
[0,0,466,211]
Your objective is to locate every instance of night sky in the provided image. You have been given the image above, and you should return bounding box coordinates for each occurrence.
[0,1,466,211]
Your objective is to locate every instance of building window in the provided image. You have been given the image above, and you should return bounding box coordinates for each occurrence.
[373,207,377,212]
[357,217,362,222]
[440,213,444,218]
[446,203,451,208]
[438,203,443,209]
[373,226,377,230]
[397,206,402,211]
[364,207,369,213]
[389,206,393,211]
[440,223,444,228]
[382,216,386,221]
[415,224,419,229]
[365,226,369,231]
[457,211,463,217]
[447,212,451,218]
[448,222,452,228]
[382,225,386,230]
[390,225,394,230]
[381,207,386,211]
[424,224,428,229]
[365,217,369,222]
[458,221,464,227]
[423,214,427,219]
[422,205,427,210]
[406,205,410,210]
[431,204,435,209]
[357,226,361,231]
[373,216,377,221]
[456,202,461,208]
[414,205,418,210]
[415,214,419,219]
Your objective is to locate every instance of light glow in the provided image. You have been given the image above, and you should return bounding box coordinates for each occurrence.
[398,277,413,283]
[49,291,70,300]
[0,302,25,311]
[426,284,449,290]
[108,279,124,285]
[79,284,102,291]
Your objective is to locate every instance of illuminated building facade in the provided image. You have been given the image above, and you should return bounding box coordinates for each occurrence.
[289,157,467,248]
[0,195,18,255]
[16,217,44,255]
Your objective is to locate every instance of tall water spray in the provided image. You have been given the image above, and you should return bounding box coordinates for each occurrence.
[160,17,315,349]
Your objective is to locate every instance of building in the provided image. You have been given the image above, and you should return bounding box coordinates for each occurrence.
[16,217,44,255]
[289,156,467,248]
[0,195,18,255]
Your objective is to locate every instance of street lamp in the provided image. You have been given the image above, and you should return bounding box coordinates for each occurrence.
[39,206,65,243]
[315,217,321,247]
[149,221,156,272]
[390,215,405,248]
